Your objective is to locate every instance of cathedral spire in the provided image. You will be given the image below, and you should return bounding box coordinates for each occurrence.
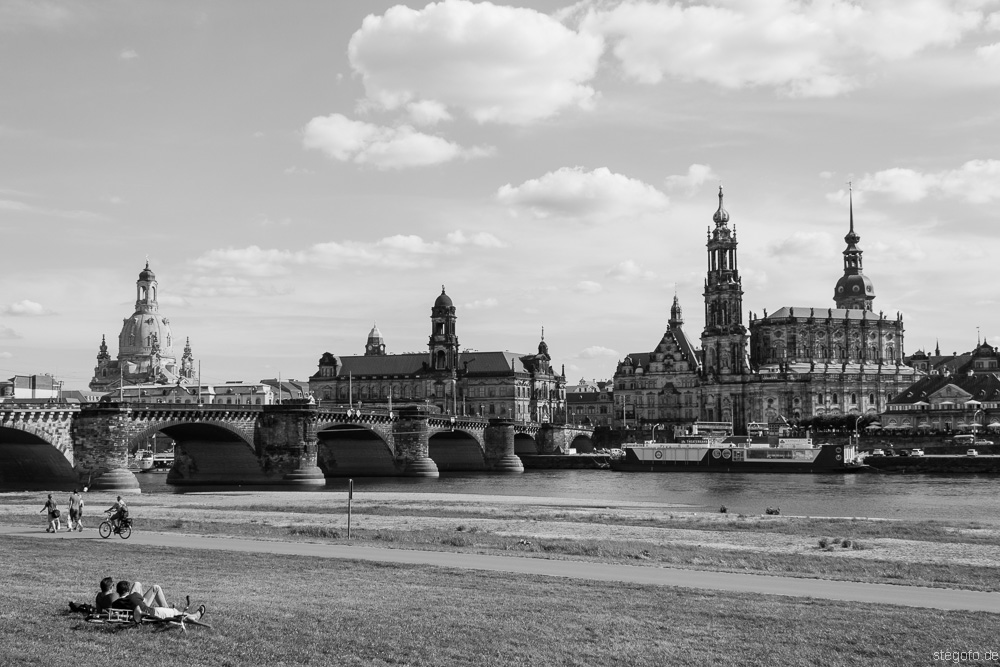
[834,183,874,310]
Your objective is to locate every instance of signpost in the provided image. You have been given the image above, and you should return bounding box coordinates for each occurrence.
[347,478,353,539]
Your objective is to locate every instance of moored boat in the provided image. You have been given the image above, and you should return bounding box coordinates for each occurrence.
[611,422,862,473]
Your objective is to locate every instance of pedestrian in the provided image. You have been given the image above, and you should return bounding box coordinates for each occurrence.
[68,489,85,531]
[40,494,61,532]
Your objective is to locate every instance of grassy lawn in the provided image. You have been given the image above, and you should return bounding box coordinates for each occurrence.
[2,535,995,667]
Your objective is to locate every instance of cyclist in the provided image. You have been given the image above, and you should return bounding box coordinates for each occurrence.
[105,496,129,531]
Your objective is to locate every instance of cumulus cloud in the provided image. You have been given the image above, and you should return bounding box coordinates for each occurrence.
[0,325,20,340]
[578,345,619,359]
[348,0,603,124]
[574,280,603,294]
[119,49,138,60]
[0,351,12,358]
[976,42,1000,62]
[464,298,499,309]
[843,160,1000,203]
[446,230,507,248]
[606,259,657,282]
[302,113,492,169]
[580,0,985,96]
[184,276,293,299]
[2,300,50,316]
[497,166,669,222]
[665,163,718,192]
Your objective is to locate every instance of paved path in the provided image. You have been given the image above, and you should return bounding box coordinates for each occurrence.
[3,525,999,614]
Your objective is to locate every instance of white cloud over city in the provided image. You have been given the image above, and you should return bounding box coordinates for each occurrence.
[578,0,989,96]
[348,0,603,125]
[497,167,669,221]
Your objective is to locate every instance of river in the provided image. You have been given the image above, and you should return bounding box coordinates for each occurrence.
[133,470,1000,526]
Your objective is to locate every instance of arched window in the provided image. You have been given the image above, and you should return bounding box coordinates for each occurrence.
[850,393,857,404]
[868,393,875,404]
[832,393,839,404]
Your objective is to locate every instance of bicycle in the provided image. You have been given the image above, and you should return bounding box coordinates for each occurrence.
[99,511,132,539]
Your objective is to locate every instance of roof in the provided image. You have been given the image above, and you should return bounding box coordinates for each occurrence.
[890,373,1000,405]
[314,350,549,379]
[757,307,889,322]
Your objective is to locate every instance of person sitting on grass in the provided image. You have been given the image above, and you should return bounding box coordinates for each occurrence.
[111,580,206,623]
[95,576,118,612]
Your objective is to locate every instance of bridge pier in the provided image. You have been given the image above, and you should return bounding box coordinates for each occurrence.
[72,405,141,494]
[282,406,325,486]
[394,407,439,477]
[484,420,523,473]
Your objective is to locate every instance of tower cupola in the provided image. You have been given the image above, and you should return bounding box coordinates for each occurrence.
[833,184,875,310]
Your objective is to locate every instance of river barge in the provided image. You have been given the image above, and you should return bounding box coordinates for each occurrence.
[611,422,862,473]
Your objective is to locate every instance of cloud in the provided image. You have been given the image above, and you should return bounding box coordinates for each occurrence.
[446,230,507,248]
[190,232,469,280]
[976,42,1000,62]
[0,351,12,358]
[157,294,190,309]
[581,0,985,96]
[605,259,656,282]
[497,166,669,221]
[184,276,294,299]
[282,166,314,175]
[767,231,837,259]
[665,163,718,192]
[848,160,1000,203]
[0,0,71,32]
[578,345,619,359]
[302,113,492,169]
[463,298,499,309]
[0,198,109,221]
[574,280,603,294]
[348,0,603,124]
[406,100,453,126]
[119,49,138,60]
[2,300,50,316]
[0,325,20,340]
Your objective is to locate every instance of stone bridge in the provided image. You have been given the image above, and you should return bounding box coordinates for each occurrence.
[0,402,594,492]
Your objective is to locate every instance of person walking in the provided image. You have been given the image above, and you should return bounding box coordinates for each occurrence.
[40,494,61,532]
[68,489,85,531]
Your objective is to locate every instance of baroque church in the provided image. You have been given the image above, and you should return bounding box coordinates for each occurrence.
[89,262,196,393]
[309,287,566,423]
[614,187,916,435]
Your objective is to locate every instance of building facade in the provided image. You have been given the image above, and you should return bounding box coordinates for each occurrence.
[613,186,916,436]
[566,378,615,427]
[90,262,196,393]
[309,288,566,423]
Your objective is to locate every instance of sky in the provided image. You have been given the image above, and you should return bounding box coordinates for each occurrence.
[2,0,1000,391]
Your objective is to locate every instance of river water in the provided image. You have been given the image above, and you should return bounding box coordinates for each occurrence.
[134,470,1000,526]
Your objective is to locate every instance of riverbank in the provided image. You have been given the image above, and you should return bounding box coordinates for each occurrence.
[4,490,1000,592]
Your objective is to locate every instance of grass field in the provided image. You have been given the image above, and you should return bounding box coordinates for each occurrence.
[2,535,996,667]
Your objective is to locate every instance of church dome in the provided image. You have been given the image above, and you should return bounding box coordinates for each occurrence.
[712,186,729,225]
[367,322,384,344]
[434,286,453,308]
[834,273,874,300]
[118,312,175,358]
[139,261,156,282]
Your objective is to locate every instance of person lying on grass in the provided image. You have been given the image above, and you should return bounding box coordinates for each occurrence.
[111,580,206,623]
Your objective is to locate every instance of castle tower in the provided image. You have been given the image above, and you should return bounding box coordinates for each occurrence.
[701,186,748,377]
[833,184,875,310]
[428,286,459,372]
[365,322,386,356]
[669,293,683,329]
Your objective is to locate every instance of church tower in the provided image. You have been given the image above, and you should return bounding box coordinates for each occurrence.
[833,184,875,310]
[428,286,459,371]
[701,186,748,377]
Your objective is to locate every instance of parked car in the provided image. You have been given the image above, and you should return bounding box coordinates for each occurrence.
[910,449,925,456]
[870,449,884,456]
[967,449,979,457]
[897,449,910,457]
[882,449,896,457]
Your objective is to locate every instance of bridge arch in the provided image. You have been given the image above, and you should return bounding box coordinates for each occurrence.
[428,428,486,471]
[316,422,395,477]
[569,433,595,453]
[0,424,77,488]
[514,433,538,455]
